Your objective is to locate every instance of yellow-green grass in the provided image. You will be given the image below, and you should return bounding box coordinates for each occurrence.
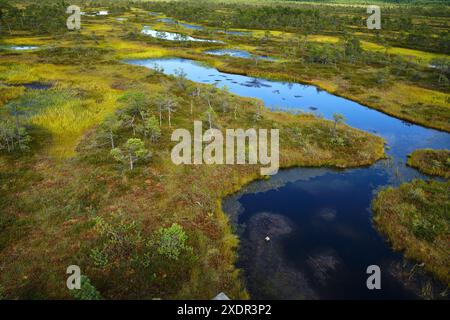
[373,179,450,286]
[142,47,450,132]
[81,12,448,69]
[284,34,447,66]
[30,90,119,158]
[0,56,159,157]
[299,35,447,66]
[1,36,51,46]
[0,85,24,107]
[407,149,450,179]
[308,35,340,44]
[103,39,171,59]
[0,63,42,84]
[0,90,385,300]
[337,81,450,132]
[4,5,447,297]
[101,20,449,132]
[0,27,387,299]
[180,51,450,132]
[361,41,449,65]
[171,35,449,132]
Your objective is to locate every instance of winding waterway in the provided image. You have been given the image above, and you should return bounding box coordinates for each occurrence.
[125,58,450,299]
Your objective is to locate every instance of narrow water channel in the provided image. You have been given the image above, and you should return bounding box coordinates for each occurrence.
[125,58,450,299]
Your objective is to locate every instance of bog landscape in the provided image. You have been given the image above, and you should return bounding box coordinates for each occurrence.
[0,0,448,300]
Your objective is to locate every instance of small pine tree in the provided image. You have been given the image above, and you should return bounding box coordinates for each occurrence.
[174,68,188,90]
[164,97,178,127]
[146,116,161,142]
[110,138,150,170]
[99,115,121,149]
[202,106,217,129]
[332,113,346,138]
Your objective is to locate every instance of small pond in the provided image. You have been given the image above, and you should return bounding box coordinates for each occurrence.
[125,58,450,299]
[2,46,39,51]
[141,27,222,43]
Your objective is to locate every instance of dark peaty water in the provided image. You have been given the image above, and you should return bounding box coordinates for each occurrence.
[125,58,450,299]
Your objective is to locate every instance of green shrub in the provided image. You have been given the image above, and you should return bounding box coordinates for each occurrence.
[146,116,161,142]
[90,247,109,268]
[72,276,102,300]
[157,223,192,261]
[90,214,142,267]
[0,119,31,153]
[38,46,112,65]
[89,212,197,298]
[373,179,450,284]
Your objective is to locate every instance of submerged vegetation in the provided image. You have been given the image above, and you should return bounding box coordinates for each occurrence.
[0,0,448,299]
[373,179,450,286]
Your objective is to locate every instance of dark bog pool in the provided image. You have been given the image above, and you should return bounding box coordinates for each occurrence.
[3,82,53,90]
[224,165,430,299]
[125,58,450,299]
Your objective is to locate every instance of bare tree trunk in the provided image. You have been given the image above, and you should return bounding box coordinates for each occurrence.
[6,137,11,152]
[140,111,147,137]
[168,109,171,127]
[131,116,136,136]
[129,153,133,170]
[10,133,15,150]
[6,21,12,35]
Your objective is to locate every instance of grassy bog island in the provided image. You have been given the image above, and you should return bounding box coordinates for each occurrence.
[0,0,449,300]
[407,149,450,178]
[373,179,450,287]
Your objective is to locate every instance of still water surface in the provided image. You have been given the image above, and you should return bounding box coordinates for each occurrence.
[126,58,450,299]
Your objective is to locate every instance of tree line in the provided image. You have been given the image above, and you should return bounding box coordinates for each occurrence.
[139,0,449,54]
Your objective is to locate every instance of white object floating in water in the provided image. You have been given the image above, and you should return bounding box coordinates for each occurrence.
[265,236,270,242]
[97,10,109,16]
